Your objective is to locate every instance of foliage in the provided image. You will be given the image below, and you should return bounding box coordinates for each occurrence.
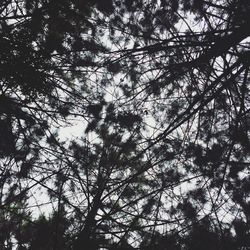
[0,0,250,249]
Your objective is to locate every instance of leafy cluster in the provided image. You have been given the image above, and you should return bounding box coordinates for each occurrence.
[0,0,250,249]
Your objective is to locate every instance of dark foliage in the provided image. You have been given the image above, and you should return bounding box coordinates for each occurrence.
[1,0,250,249]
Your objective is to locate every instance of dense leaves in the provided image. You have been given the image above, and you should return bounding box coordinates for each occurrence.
[0,0,250,249]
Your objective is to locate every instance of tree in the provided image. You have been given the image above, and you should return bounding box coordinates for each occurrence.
[0,0,110,248]
[1,0,250,249]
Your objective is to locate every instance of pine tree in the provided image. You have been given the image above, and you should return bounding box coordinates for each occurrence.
[1,0,250,249]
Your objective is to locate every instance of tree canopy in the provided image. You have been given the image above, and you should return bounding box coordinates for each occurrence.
[0,0,250,249]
